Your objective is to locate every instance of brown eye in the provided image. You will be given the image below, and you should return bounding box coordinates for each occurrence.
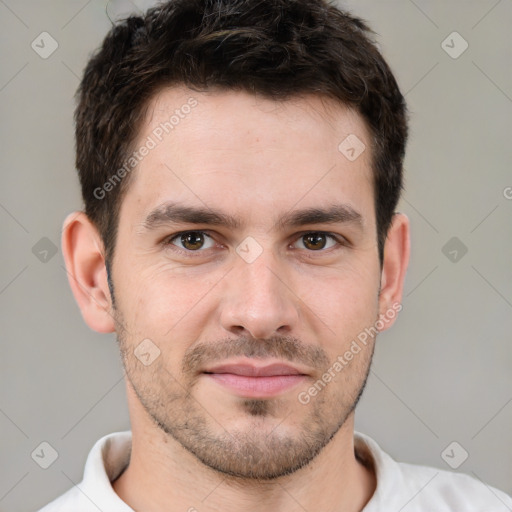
[181,232,204,250]
[302,233,328,250]
[168,231,214,251]
[293,232,340,252]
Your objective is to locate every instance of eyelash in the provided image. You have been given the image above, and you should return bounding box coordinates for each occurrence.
[162,230,348,258]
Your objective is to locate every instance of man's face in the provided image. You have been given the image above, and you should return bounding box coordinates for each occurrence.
[110,87,383,479]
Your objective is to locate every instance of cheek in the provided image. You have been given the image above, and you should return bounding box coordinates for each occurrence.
[117,261,222,340]
[298,261,379,324]
[291,270,379,371]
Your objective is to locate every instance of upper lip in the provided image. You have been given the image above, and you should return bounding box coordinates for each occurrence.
[203,361,307,377]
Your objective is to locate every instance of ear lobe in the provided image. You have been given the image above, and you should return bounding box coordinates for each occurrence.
[61,212,116,333]
[378,212,410,331]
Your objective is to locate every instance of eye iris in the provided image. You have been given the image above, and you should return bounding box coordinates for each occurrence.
[304,233,326,250]
[181,232,204,250]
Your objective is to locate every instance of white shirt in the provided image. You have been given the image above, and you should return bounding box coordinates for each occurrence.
[37,430,512,511]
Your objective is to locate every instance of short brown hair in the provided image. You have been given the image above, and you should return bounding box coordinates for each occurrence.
[75,0,408,267]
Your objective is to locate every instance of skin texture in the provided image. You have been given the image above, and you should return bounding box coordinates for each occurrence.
[62,86,410,512]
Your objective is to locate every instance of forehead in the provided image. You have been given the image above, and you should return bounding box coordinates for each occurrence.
[122,86,375,228]
[143,86,369,153]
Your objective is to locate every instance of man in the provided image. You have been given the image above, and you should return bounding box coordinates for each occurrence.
[38,0,512,510]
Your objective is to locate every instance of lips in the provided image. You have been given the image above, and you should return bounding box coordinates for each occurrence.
[203,363,305,377]
[202,361,308,398]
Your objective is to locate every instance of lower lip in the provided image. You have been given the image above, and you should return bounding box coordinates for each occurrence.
[204,373,307,398]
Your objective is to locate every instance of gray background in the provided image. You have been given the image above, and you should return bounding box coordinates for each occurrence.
[1,1,511,511]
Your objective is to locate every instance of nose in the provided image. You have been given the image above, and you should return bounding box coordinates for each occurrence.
[219,248,300,340]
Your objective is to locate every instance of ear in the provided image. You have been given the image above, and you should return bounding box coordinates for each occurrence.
[377,212,410,331]
[61,211,115,333]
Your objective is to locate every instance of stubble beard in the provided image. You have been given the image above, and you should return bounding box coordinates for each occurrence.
[114,312,375,481]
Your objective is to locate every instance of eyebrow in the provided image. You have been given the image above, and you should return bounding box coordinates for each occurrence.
[140,201,363,233]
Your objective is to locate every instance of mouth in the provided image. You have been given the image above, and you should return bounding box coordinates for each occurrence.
[202,361,309,398]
